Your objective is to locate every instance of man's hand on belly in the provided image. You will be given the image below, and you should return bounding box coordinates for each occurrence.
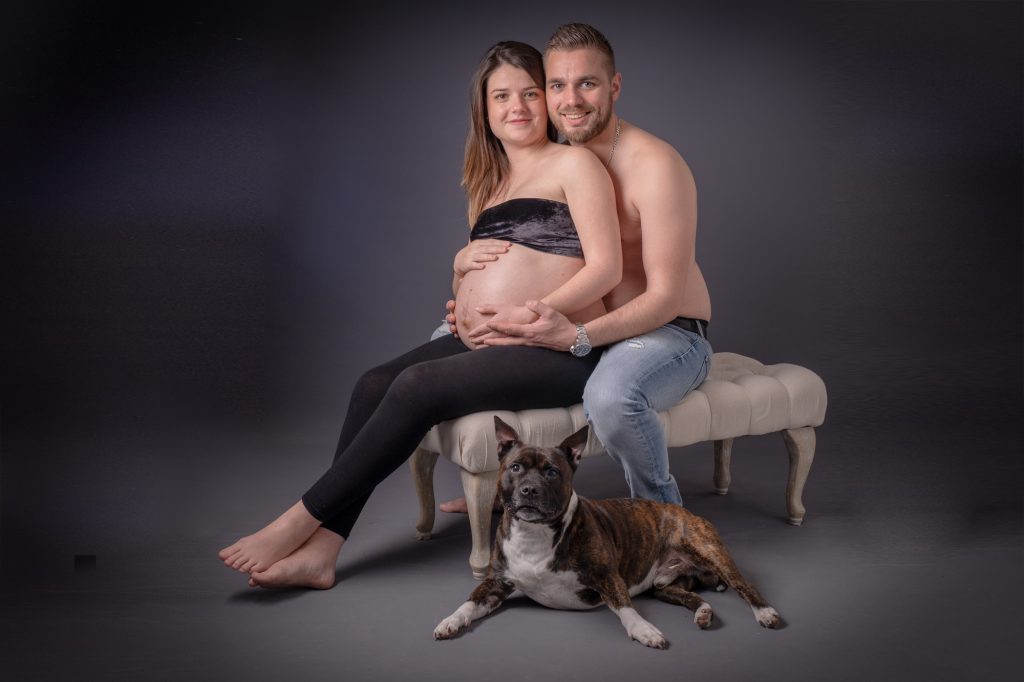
[466,303,540,344]
[445,299,458,337]
[479,300,578,352]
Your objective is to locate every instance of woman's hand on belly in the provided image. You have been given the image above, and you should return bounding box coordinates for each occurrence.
[454,239,511,277]
[465,304,539,344]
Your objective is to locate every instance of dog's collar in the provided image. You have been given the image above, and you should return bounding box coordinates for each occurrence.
[559,492,579,529]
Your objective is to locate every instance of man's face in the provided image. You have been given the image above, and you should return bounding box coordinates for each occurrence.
[544,48,620,144]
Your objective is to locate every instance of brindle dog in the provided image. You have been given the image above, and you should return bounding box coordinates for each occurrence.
[434,417,781,648]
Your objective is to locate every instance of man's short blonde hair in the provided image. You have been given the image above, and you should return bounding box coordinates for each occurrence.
[545,23,616,76]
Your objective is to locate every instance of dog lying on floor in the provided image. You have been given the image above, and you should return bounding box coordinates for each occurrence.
[434,417,781,648]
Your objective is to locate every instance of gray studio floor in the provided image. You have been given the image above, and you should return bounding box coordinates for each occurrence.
[2,417,1022,682]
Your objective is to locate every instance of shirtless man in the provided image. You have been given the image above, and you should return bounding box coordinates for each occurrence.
[444,23,712,508]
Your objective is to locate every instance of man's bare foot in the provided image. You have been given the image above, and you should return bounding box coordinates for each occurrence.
[218,501,321,575]
[439,497,469,514]
[438,497,502,514]
[248,528,344,590]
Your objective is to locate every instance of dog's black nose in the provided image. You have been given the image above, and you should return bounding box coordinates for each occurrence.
[519,484,538,497]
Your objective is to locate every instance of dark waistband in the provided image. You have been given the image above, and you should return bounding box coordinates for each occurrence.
[665,316,709,340]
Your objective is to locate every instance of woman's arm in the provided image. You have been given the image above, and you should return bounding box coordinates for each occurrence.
[464,147,621,342]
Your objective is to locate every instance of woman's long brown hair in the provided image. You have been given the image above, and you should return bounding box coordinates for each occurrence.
[462,41,557,226]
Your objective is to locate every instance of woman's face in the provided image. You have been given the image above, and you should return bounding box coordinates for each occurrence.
[485,64,548,148]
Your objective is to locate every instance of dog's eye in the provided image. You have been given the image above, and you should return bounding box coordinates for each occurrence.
[545,468,559,478]
[510,463,522,473]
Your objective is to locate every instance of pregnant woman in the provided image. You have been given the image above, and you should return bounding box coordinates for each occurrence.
[218,41,621,589]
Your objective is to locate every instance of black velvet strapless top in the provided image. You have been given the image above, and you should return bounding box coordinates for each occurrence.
[470,198,582,258]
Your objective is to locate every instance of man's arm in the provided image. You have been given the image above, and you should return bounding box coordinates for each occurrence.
[485,148,697,350]
[580,151,697,346]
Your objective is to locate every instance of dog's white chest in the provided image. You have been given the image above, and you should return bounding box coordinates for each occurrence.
[500,516,593,611]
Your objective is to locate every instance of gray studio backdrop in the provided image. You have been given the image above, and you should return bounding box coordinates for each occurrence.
[1,1,1020,576]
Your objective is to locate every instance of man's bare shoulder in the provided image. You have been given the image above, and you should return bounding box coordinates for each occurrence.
[548,141,603,169]
[620,124,695,198]
[625,124,692,177]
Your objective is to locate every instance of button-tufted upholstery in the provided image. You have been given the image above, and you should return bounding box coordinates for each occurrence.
[409,352,827,578]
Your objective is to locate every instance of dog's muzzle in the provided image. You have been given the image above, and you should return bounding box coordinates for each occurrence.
[508,479,559,521]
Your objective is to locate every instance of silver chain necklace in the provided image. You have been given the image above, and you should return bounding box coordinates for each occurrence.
[607,116,622,165]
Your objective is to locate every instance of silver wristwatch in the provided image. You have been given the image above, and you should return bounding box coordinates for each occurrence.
[569,323,592,358]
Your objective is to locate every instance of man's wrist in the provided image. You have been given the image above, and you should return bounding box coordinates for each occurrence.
[563,322,580,348]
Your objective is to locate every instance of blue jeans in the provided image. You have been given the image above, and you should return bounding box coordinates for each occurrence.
[583,325,712,505]
[430,321,451,341]
[428,320,712,504]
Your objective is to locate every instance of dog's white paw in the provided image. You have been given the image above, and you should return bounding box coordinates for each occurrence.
[617,606,668,649]
[433,613,469,640]
[628,620,668,649]
[694,602,713,629]
[754,606,780,628]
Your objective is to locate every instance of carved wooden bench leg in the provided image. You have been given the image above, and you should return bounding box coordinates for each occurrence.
[460,468,499,580]
[713,438,734,495]
[409,447,440,540]
[782,427,816,526]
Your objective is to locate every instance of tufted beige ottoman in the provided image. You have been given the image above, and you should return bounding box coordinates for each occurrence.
[408,352,828,578]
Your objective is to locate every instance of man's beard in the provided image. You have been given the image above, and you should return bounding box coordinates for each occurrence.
[556,106,612,144]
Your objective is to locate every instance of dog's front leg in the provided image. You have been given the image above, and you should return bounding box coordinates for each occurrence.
[433,577,514,640]
[592,572,668,649]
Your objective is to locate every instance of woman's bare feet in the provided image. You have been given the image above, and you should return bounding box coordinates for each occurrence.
[248,528,344,590]
[218,501,322,575]
[438,497,502,514]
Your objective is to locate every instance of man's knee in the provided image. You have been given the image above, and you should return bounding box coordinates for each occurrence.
[583,374,645,425]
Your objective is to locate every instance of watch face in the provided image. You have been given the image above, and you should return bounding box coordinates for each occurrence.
[571,341,592,357]
[571,324,591,357]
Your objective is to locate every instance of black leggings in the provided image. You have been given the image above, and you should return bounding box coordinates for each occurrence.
[301,334,601,539]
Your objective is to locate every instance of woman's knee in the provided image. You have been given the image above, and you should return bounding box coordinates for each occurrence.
[383,363,442,412]
[352,362,403,404]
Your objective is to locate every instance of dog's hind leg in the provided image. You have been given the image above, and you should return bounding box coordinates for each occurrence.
[696,546,779,628]
[681,517,781,629]
[651,582,714,629]
[653,553,725,592]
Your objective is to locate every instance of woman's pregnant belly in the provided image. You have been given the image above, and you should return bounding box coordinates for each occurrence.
[455,246,605,349]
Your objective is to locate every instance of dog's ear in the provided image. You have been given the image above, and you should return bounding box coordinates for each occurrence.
[558,424,588,470]
[494,416,520,461]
